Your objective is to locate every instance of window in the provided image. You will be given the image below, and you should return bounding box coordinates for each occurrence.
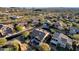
[53,39,58,41]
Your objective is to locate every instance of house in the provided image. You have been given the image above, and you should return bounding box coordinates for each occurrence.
[32,19,40,26]
[29,28,52,48]
[50,32,73,49]
[10,16,22,20]
[0,24,3,29]
[1,25,14,36]
[42,23,50,30]
[45,16,52,19]
[69,18,75,22]
[10,16,17,20]
[30,28,52,45]
[69,27,77,35]
[61,15,69,19]
[18,22,28,27]
[4,27,13,35]
[53,21,66,30]
[69,27,79,34]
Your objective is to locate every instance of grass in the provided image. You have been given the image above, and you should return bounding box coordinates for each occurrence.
[50,29,56,33]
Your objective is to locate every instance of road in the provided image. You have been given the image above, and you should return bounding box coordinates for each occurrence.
[5,28,33,40]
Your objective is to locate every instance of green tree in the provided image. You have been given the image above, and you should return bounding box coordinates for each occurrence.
[11,40,21,51]
[0,38,7,46]
[16,25,26,31]
[22,31,30,39]
[39,43,51,51]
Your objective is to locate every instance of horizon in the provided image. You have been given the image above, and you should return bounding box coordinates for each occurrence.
[1,7,79,8]
[0,0,79,7]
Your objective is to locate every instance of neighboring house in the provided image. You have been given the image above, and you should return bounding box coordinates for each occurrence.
[32,19,40,26]
[10,16,22,20]
[45,16,52,19]
[42,23,50,30]
[61,15,69,19]
[69,18,75,22]
[69,27,79,34]
[53,21,66,30]
[0,24,3,29]
[30,28,51,44]
[18,22,28,27]
[50,32,73,49]
[4,27,13,35]
[69,27,76,35]
[1,25,14,36]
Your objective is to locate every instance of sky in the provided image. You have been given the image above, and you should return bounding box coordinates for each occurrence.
[0,0,79,7]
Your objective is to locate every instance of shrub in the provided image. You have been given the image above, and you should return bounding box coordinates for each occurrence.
[39,43,51,51]
[16,25,26,31]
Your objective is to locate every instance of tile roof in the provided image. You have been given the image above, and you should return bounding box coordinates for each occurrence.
[31,29,49,41]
